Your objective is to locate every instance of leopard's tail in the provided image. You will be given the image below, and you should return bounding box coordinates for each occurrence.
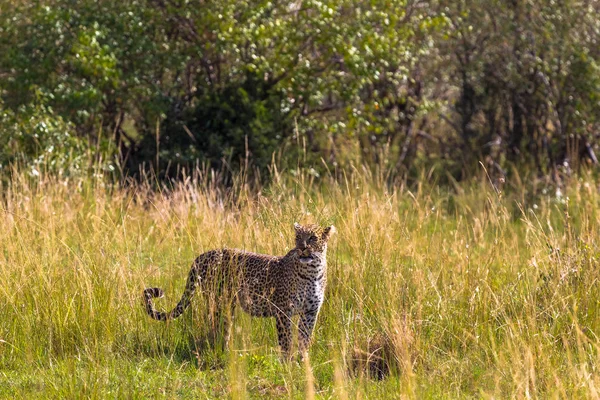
[143,264,200,321]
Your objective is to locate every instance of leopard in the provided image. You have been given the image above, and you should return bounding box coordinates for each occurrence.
[143,222,336,360]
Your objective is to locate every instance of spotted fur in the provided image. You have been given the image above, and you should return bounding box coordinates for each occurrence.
[143,223,335,359]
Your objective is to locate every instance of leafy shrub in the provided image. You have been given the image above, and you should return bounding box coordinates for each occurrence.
[0,102,91,177]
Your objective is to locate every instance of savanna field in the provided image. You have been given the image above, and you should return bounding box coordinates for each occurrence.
[1,168,600,399]
[2,0,600,397]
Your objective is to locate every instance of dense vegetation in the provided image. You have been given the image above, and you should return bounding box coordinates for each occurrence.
[2,0,599,183]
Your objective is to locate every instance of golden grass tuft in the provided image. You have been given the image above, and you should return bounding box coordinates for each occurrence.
[351,332,395,380]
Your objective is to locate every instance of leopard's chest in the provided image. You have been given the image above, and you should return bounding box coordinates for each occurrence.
[290,274,326,313]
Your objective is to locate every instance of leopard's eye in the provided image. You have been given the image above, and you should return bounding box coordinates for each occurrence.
[309,235,318,242]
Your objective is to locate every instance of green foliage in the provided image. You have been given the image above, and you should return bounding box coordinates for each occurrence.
[0,0,599,182]
[134,74,289,177]
[0,102,89,176]
[435,0,600,176]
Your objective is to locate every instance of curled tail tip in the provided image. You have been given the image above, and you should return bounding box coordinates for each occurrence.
[144,287,165,299]
[143,287,169,321]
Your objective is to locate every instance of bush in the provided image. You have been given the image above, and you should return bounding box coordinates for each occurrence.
[0,102,92,177]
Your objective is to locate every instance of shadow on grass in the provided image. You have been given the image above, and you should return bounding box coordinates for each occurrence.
[116,324,231,370]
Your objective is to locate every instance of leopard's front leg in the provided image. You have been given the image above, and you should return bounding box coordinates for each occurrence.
[298,306,320,358]
[275,309,293,360]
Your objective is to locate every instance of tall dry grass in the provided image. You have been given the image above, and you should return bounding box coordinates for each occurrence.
[1,166,600,398]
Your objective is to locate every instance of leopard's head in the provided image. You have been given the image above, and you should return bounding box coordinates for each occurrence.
[293,222,336,265]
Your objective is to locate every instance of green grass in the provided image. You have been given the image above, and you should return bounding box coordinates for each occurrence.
[2,169,600,398]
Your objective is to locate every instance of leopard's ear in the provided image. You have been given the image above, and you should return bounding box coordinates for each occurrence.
[322,225,336,240]
[294,222,301,231]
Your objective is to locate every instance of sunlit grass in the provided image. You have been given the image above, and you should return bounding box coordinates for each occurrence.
[1,168,600,398]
